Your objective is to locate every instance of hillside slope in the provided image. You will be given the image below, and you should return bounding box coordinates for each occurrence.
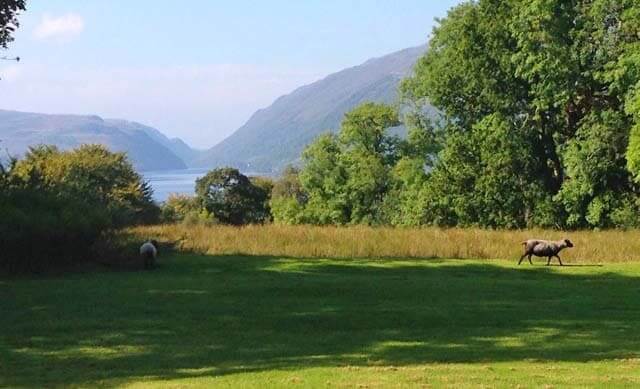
[195,45,427,172]
[0,110,190,171]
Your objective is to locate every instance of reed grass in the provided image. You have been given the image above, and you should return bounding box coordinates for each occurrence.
[131,224,640,263]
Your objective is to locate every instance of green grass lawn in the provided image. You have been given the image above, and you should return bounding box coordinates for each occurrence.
[2,255,640,388]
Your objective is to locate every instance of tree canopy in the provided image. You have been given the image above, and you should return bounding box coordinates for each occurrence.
[195,167,270,225]
[273,0,640,229]
[0,0,25,49]
[399,0,640,228]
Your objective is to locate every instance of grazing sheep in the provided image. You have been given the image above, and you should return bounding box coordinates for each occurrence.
[518,238,574,266]
[140,240,158,269]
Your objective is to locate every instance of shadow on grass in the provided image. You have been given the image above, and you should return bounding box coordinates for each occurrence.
[1,254,640,387]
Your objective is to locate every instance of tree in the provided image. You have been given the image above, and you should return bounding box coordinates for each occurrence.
[339,103,400,224]
[0,0,25,49]
[297,103,403,225]
[195,167,269,225]
[402,0,640,228]
[299,133,348,224]
[380,111,441,226]
[270,166,308,224]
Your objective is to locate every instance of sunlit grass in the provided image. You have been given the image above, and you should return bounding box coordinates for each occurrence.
[2,253,640,387]
[133,224,640,263]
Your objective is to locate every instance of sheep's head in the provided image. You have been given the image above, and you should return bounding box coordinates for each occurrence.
[563,238,574,248]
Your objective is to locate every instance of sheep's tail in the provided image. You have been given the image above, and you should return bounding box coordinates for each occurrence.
[521,241,527,245]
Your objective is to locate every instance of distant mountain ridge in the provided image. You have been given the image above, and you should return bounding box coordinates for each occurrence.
[0,110,198,171]
[195,45,428,172]
[0,45,427,173]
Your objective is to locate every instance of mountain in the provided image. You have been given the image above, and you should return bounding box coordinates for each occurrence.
[104,119,203,165]
[195,45,428,172]
[0,110,194,171]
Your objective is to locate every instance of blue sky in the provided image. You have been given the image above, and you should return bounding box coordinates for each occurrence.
[0,1,462,148]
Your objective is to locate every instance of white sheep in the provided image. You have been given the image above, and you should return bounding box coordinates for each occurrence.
[518,238,574,266]
[140,240,158,269]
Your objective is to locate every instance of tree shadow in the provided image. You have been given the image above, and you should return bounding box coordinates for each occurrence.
[2,254,640,387]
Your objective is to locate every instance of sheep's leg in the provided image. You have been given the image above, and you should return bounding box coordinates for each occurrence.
[555,254,563,266]
[518,254,527,265]
[546,256,551,266]
[528,254,533,265]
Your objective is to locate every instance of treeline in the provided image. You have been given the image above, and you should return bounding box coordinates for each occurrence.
[272,0,640,229]
[0,145,158,272]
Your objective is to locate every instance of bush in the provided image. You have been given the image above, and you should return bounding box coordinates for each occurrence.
[160,194,201,223]
[0,145,159,273]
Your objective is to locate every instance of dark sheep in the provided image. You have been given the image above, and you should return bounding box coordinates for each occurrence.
[140,239,158,269]
[518,238,574,266]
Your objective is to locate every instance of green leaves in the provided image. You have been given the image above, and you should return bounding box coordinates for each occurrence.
[400,0,640,229]
[0,0,25,49]
[195,167,270,225]
[271,103,429,226]
[276,0,640,229]
[1,144,159,271]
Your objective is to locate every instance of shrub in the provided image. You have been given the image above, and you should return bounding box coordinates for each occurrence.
[0,145,159,273]
[160,194,201,223]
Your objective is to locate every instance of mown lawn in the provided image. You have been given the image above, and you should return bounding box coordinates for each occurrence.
[2,254,640,388]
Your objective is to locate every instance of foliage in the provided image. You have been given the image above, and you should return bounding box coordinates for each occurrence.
[0,144,158,272]
[0,0,25,49]
[627,89,640,181]
[277,0,640,229]
[293,103,406,225]
[272,102,446,226]
[400,0,640,229]
[195,167,270,225]
[270,166,308,224]
[299,133,349,224]
[250,176,274,223]
[160,194,213,225]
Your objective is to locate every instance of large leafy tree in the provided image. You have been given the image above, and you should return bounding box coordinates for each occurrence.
[339,103,400,224]
[380,111,440,226]
[195,167,270,225]
[299,133,348,224]
[298,103,400,225]
[0,0,25,49]
[402,0,640,228]
[272,103,404,225]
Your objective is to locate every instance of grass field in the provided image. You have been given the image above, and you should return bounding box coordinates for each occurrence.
[2,251,640,387]
[134,224,640,263]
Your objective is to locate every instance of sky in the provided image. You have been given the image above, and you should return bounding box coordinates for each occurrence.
[0,1,462,149]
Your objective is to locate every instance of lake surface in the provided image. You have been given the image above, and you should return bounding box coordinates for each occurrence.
[143,168,209,202]
[143,168,270,202]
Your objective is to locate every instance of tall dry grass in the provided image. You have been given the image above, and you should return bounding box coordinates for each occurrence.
[130,224,640,263]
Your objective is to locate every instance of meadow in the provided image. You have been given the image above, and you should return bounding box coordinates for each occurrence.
[135,224,640,263]
[2,226,640,387]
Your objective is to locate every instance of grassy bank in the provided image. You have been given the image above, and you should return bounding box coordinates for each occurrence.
[133,224,640,263]
[2,254,640,387]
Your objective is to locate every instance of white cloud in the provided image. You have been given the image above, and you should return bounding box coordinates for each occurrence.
[33,13,85,42]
